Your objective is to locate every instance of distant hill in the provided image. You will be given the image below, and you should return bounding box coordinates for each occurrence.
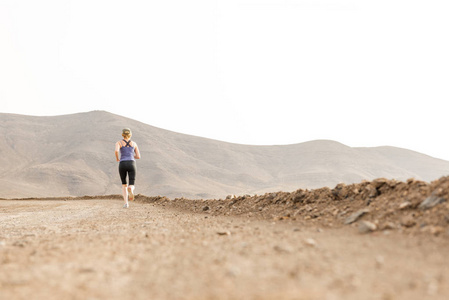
[1,111,449,199]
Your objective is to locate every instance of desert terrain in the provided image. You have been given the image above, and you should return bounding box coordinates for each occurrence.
[2,111,449,199]
[2,177,449,300]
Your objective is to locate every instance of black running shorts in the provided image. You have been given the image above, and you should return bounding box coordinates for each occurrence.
[119,160,137,185]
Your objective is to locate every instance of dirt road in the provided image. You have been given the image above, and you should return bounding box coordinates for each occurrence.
[1,198,449,300]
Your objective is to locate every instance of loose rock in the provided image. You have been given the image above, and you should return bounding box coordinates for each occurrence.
[358,221,377,234]
[344,209,369,225]
[273,245,292,254]
[304,238,316,247]
[382,222,396,230]
[401,216,416,228]
[366,185,378,198]
[399,201,412,210]
[419,195,446,210]
[421,226,445,236]
[375,255,385,268]
[217,231,231,236]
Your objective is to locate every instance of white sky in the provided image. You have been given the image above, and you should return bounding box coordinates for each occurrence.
[1,0,449,160]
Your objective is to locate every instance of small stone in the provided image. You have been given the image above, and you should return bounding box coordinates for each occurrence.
[399,201,412,210]
[217,231,231,236]
[358,221,377,233]
[422,226,445,236]
[79,268,95,273]
[304,238,316,247]
[202,206,210,211]
[419,195,446,210]
[13,241,26,247]
[372,178,388,189]
[344,209,369,225]
[226,266,240,277]
[274,245,292,253]
[401,216,416,228]
[432,227,444,235]
[375,255,385,268]
[304,205,313,212]
[407,178,416,184]
[366,185,378,198]
[382,222,396,230]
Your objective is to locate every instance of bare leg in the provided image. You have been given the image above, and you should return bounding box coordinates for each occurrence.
[122,184,129,204]
[128,185,135,201]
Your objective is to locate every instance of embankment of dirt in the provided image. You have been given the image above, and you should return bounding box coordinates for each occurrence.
[7,177,449,237]
[134,176,449,237]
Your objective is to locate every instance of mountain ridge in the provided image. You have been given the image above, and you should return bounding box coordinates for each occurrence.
[1,111,448,199]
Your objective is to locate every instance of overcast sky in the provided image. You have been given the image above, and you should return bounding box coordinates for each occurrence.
[1,0,449,160]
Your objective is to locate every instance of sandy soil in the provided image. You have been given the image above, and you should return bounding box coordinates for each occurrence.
[1,195,449,300]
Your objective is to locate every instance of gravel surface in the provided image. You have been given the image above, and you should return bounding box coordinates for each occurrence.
[1,198,449,300]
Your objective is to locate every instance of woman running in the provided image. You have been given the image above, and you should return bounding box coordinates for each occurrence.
[115,128,141,208]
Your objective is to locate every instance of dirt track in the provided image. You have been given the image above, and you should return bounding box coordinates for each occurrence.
[1,196,449,300]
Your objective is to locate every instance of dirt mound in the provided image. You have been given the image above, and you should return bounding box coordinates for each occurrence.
[134,176,449,237]
[9,176,449,237]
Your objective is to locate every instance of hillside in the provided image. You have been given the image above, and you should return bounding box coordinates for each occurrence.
[1,111,449,199]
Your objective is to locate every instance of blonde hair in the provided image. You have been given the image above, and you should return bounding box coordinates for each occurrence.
[122,128,132,139]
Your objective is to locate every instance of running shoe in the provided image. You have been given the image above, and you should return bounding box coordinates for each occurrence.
[123,203,129,208]
[128,187,134,201]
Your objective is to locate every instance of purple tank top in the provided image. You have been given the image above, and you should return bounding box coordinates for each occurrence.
[120,140,135,162]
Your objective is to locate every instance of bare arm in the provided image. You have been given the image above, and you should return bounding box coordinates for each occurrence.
[134,143,141,159]
[115,142,121,162]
